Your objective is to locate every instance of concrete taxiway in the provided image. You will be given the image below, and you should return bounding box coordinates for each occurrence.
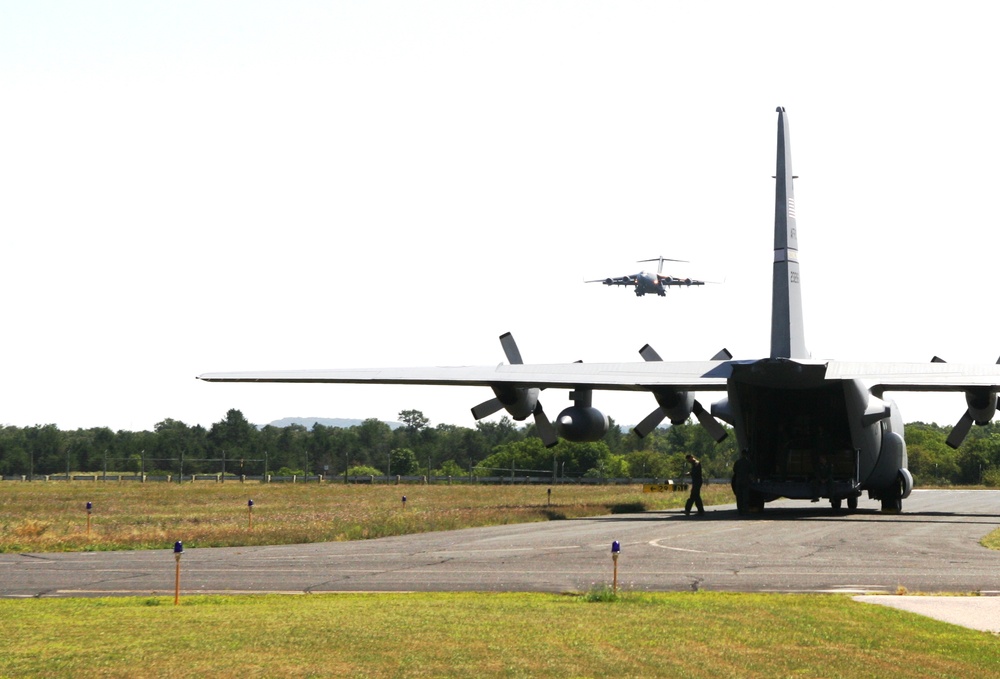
[3,489,1000,632]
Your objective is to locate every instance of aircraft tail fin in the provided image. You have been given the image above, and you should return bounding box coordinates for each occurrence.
[770,107,808,359]
[638,256,687,275]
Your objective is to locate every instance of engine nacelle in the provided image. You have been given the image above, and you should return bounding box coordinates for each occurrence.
[653,389,695,425]
[492,385,539,421]
[966,388,998,425]
[555,406,609,442]
[711,397,734,425]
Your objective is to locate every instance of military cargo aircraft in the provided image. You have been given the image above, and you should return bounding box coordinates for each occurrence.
[587,256,705,296]
[199,107,1000,514]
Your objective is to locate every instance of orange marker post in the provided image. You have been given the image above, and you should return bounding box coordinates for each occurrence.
[173,541,183,605]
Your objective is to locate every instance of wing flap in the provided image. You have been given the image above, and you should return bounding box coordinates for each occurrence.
[825,361,1000,392]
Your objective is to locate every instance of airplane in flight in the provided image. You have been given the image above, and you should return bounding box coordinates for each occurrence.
[587,256,705,296]
[199,107,1000,514]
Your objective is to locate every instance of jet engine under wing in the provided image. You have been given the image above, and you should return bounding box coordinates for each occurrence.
[587,276,638,286]
[656,275,705,286]
[197,360,734,392]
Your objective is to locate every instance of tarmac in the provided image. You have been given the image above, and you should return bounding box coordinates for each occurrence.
[854,595,1000,633]
[6,489,1000,640]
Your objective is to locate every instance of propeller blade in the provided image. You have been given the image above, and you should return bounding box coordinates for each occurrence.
[642,345,732,362]
[499,332,524,365]
[533,404,559,448]
[711,348,733,361]
[639,344,663,362]
[632,407,667,438]
[946,410,975,449]
[471,398,504,421]
[693,400,728,442]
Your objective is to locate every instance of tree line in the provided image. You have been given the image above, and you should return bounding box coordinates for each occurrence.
[1,407,999,485]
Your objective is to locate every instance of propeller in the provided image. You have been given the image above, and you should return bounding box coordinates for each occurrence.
[632,344,729,442]
[935,355,1000,449]
[471,333,558,447]
[692,400,728,442]
[946,411,975,449]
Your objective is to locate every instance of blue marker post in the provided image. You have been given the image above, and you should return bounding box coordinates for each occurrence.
[173,541,184,605]
[247,499,254,529]
[611,540,621,595]
[86,502,93,537]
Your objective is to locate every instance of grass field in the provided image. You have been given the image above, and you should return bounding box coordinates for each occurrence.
[0,481,733,553]
[4,483,1000,677]
[1,591,998,678]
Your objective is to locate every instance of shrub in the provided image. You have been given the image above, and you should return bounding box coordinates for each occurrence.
[347,465,382,477]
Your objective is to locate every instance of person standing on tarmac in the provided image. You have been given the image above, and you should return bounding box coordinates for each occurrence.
[684,454,705,516]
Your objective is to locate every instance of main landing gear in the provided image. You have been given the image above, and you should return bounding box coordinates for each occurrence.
[830,495,859,512]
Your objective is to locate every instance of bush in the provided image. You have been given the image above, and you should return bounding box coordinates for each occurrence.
[347,465,382,477]
[982,468,1000,487]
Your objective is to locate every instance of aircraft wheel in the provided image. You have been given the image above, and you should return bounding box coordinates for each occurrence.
[880,496,902,513]
[880,474,906,514]
[830,497,842,511]
[882,492,903,514]
[847,496,858,511]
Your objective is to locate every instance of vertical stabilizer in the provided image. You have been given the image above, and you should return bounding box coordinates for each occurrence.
[770,107,808,359]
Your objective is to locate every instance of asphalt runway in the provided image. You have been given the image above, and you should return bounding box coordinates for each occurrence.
[4,489,1000,599]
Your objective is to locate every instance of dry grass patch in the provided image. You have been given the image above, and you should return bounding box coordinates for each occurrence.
[0,481,733,552]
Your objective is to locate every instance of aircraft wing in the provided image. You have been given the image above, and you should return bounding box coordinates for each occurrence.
[199,359,1000,394]
[586,275,638,287]
[197,360,733,392]
[825,361,1000,393]
[657,275,706,287]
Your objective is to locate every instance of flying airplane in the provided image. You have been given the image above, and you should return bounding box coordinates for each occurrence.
[587,256,706,296]
[199,107,1000,514]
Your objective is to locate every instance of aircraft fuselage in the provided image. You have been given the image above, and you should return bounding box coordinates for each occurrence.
[634,272,664,296]
[717,359,910,511]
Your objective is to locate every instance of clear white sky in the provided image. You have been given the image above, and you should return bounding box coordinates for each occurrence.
[1,1,998,433]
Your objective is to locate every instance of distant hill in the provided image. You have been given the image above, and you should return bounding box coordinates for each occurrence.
[265,417,403,430]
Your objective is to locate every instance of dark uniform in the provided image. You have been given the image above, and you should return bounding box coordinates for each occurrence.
[685,455,705,515]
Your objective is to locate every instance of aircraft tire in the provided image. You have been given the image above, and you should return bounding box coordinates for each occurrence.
[830,497,842,511]
[881,496,902,513]
[847,496,858,511]
[880,473,907,514]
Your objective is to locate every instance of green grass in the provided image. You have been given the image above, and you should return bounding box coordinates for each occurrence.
[3,485,998,677]
[0,592,997,678]
[981,527,1000,550]
[0,482,732,552]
